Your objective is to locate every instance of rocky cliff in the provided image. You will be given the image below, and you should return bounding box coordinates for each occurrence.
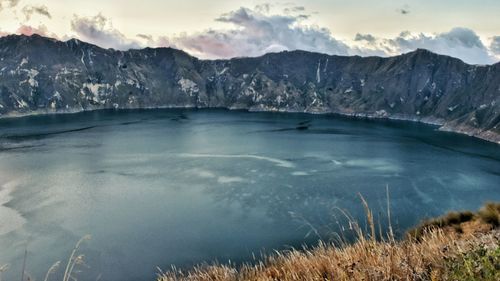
[0,34,499,142]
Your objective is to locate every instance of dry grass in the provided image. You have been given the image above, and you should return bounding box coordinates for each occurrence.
[408,202,500,239]
[478,202,500,227]
[0,235,91,281]
[159,202,500,281]
[159,231,457,281]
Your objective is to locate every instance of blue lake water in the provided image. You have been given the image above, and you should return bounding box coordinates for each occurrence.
[0,109,499,281]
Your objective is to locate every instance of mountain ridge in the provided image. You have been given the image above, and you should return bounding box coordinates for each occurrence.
[0,34,487,65]
[0,34,499,143]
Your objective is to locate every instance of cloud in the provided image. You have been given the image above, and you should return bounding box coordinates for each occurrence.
[353,28,496,64]
[22,5,52,20]
[0,0,20,11]
[70,13,141,50]
[148,7,495,64]
[292,6,306,12]
[490,36,500,55]
[284,6,306,14]
[136,33,155,46]
[16,24,59,38]
[0,23,58,39]
[354,33,376,43]
[155,7,349,59]
[136,33,153,41]
[254,3,271,14]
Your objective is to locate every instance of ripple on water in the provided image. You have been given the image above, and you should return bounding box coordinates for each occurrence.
[177,153,295,168]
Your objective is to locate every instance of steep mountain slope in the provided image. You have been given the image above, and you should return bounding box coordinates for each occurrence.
[0,34,499,142]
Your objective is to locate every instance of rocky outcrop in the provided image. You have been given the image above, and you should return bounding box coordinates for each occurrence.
[0,34,499,143]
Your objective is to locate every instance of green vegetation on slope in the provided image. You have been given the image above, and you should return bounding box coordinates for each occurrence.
[444,246,500,281]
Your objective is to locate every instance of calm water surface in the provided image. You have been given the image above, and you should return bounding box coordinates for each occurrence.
[0,109,499,281]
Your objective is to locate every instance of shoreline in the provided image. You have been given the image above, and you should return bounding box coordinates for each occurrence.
[1,106,498,144]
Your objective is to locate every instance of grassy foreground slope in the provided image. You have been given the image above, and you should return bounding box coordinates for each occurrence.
[159,203,500,281]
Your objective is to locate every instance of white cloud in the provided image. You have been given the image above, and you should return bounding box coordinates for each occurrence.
[0,0,20,11]
[353,28,496,64]
[70,13,141,50]
[148,7,497,64]
[154,7,350,59]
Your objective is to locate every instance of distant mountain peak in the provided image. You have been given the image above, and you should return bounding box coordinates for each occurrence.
[401,48,439,59]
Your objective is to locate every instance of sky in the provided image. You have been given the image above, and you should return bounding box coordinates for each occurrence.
[0,0,499,64]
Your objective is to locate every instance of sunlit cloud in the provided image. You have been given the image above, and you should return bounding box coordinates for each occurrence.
[70,13,141,50]
[154,6,350,59]
[16,24,60,39]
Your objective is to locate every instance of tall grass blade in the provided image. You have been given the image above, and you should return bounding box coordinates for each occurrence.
[20,244,27,281]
